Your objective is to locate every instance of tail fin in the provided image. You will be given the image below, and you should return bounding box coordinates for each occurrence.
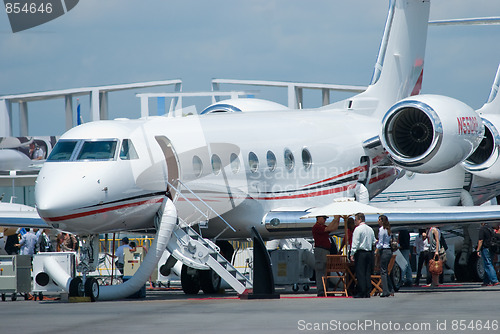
[358,0,430,112]
[479,64,500,114]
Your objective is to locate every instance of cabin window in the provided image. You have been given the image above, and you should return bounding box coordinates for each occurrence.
[193,155,203,177]
[230,153,240,174]
[248,152,259,173]
[302,148,312,170]
[267,151,276,171]
[211,154,222,175]
[47,140,78,161]
[284,149,294,171]
[77,140,117,161]
[120,139,139,160]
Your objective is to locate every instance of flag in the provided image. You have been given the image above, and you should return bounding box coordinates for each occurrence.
[77,99,83,125]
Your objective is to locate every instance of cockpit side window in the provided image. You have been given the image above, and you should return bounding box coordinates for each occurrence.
[120,139,139,160]
[77,141,117,161]
[47,140,78,161]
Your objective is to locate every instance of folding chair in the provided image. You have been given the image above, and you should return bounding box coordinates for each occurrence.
[322,255,349,297]
[370,254,396,296]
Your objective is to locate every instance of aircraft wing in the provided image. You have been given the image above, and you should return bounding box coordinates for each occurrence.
[365,205,500,228]
[0,211,49,229]
[297,199,500,229]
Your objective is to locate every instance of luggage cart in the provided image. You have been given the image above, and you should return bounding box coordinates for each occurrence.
[0,255,32,301]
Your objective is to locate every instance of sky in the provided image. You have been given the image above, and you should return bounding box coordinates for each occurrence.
[1,0,500,136]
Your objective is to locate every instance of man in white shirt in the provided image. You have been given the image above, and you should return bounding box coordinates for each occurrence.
[115,237,131,275]
[350,212,376,298]
[19,228,38,255]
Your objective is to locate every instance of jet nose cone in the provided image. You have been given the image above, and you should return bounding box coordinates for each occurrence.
[35,164,88,221]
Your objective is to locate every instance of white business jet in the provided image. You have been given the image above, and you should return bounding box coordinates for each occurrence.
[32,0,500,300]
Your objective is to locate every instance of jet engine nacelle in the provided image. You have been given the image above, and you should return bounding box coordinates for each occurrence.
[462,114,500,179]
[380,95,484,173]
[200,98,288,114]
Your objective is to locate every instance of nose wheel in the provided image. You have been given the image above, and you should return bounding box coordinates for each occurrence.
[85,277,99,302]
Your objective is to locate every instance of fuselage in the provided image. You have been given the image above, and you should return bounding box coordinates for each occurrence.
[35,108,397,237]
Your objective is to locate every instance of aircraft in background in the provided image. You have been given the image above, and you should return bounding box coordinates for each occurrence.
[0,136,56,171]
[25,0,500,300]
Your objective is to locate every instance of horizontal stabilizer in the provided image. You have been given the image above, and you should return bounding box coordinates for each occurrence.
[429,17,500,26]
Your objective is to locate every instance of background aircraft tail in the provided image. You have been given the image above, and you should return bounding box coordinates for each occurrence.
[357,0,430,112]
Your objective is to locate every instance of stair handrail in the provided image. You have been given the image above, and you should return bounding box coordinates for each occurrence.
[167,181,210,222]
[172,179,236,233]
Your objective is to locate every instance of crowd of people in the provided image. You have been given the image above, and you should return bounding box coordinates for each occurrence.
[3,228,80,255]
[312,213,500,298]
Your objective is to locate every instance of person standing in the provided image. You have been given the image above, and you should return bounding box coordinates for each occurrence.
[414,230,430,286]
[5,231,20,255]
[477,223,500,286]
[312,215,340,297]
[340,217,355,256]
[36,229,53,253]
[115,237,132,275]
[29,142,44,160]
[350,212,376,298]
[428,226,441,287]
[19,228,38,255]
[398,228,413,287]
[376,215,395,297]
[60,232,78,252]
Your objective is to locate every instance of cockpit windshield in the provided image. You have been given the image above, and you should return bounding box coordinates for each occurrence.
[47,140,78,161]
[77,141,117,160]
[47,139,118,162]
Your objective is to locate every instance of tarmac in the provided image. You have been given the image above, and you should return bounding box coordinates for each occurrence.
[0,282,499,334]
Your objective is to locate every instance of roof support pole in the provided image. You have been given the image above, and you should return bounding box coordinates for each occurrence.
[140,95,149,118]
[90,89,100,122]
[287,85,297,109]
[99,92,108,120]
[296,87,303,109]
[65,95,73,131]
[322,88,330,106]
[0,99,12,137]
[19,101,28,136]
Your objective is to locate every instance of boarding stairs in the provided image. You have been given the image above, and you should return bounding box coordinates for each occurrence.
[165,180,252,295]
[167,224,252,294]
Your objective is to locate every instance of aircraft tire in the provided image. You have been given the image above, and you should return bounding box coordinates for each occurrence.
[200,269,221,294]
[85,277,99,302]
[69,277,84,297]
[391,263,401,292]
[181,265,201,295]
[469,252,484,282]
[453,252,471,282]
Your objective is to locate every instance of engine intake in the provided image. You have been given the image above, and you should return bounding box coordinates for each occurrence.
[381,95,483,173]
[463,116,500,179]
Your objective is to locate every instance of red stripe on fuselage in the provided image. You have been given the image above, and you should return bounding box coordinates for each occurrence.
[256,184,354,200]
[41,197,164,222]
[303,165,367,188]
[368,170,395,184]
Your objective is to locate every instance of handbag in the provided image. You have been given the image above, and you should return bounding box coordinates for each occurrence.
[429,254,443,275]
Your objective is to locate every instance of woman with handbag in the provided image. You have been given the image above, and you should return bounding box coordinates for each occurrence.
[376,215,395,297]
[427,226,442,287]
